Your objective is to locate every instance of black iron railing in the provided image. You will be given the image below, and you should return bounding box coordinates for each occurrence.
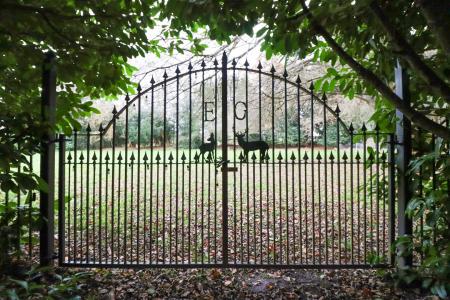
[58,53,396,268]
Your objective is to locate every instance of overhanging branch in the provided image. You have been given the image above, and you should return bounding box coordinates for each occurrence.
[299,0,450,140]
[369,1,450,104]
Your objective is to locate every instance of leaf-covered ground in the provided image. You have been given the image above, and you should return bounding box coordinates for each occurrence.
[75,268,435,299]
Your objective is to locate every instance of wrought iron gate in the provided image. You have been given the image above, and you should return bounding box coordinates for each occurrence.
[59,53,395,268]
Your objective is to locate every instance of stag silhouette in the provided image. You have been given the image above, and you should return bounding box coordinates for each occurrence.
[234,129,269,162]
[199,133,216,162]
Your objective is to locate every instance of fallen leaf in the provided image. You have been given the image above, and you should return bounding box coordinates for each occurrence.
[210,268,222,280]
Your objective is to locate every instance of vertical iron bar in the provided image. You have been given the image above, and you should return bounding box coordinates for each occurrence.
[130,154,135,263]
[181,153,186,263]
[323,94,328,264]
[356,152,361,263]
[317,153,322,264]
[162,71,171,263]
[381,151,387,261]
[362,124,367,264]
[343,151,348,263]
[244,60,250,264]
[447,119,450,219]
[375,126,380,259]
[66,154,71,262]
[194,153,198,263]
[104,152,109,263]
[303,153,309,264]
[137,84,142,264]
[266,152,270,264]
[175,68,180,264]
[239,154,244,262]
[92,149,97,262]
[388,134,396,265]
[187,64,192,264]
[309,83,315,265]
[86,126,91,263]
[156,153,160,263]
[296,76,302,264]
[200,62,205,264]
[58,134,65,265]
[169,153,173,263]
[73,130,78,263]
[277,153,283,264]
[117,152,122,262]
[350,125,355,264]
[163,71,168,264]
[283,69,289,265]
[79,149,84,262]
[213,60,218,264]
[291,153,296,264]
[369,151,374,261]
[143,152,148,263]
[150,77,155,263]
[232,58,237,264]
[270,65,276,264]
[336,107,342,264]
[252,154,256,263]
[124,94,130,264]
[330,153,335,263]
[221,52,229,265]
[258,62,263,264]
[98,126,104,263]
[111,107,116,264]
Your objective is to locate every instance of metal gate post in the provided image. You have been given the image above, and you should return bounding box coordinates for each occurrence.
[221,52,228,265]
[40,52,57,266]
[394,60,413,269]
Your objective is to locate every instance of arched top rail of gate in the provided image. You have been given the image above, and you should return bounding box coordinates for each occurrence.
[101,52,350,135]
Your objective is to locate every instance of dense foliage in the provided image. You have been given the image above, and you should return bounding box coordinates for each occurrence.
[0,0,206,192]
[159,0,450,296]
[1,0,449,297]
[0,0,203,285]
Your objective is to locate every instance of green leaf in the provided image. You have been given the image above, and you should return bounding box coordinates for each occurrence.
[9,279,28,291]
[255,26,267,38]
[6,289,19,300]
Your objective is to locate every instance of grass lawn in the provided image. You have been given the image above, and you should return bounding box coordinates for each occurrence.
[54,146,392,267]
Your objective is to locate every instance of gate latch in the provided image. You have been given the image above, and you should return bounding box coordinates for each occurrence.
[216,159,238,172]
[222,166,238,172]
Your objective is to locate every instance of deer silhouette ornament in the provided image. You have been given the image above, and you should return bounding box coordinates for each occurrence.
[234,129,269,162]
[199,133,216,162]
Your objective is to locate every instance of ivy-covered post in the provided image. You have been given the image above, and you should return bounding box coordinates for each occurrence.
[395,60,413,269]
[40,52,57,266]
